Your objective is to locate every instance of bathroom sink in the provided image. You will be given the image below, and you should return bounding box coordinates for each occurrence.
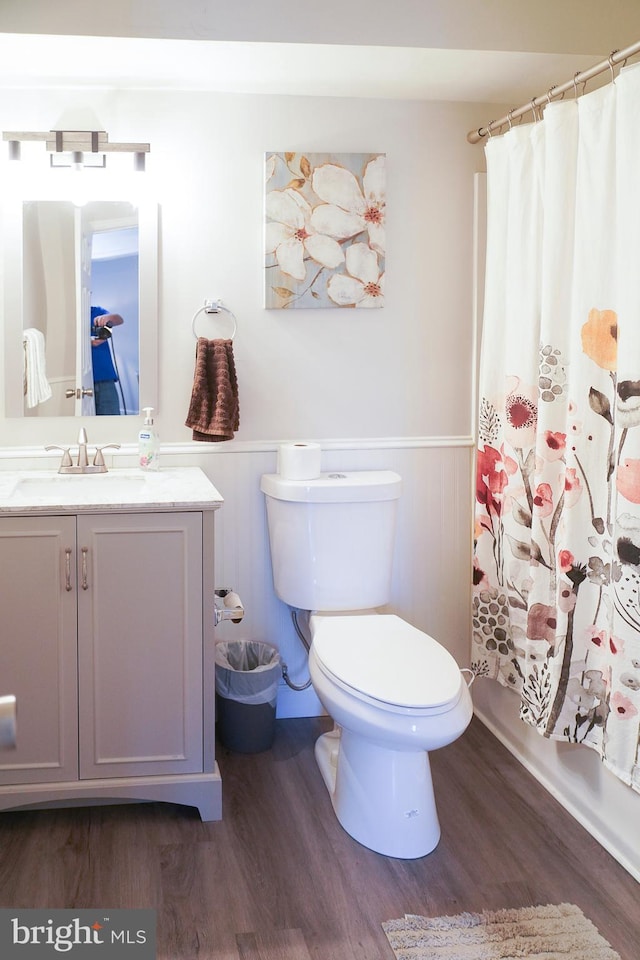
[0,467,224,513]
[15,473,148,497]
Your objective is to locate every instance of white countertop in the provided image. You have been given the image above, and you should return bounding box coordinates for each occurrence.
[0,467,224,514]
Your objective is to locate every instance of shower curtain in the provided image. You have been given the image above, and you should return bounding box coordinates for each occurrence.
[473,63,640,791]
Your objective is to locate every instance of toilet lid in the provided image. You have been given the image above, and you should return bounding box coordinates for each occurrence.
[311,614,462,709]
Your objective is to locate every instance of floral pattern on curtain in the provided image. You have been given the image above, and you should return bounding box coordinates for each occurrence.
[473,64,640,791]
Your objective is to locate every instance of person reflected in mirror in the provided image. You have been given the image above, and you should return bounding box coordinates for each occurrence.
[91,305,124,415]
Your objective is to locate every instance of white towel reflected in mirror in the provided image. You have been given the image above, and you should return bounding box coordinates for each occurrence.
[23,328,53,408]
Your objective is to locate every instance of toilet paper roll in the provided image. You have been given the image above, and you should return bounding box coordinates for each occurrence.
[0,695,17,750]
[277,442,322,480]
[223,591,243,611]
[223,591,244,623]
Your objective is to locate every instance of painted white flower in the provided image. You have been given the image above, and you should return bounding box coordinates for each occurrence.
[327,243,385,308]
[265,154,277,182]
[265,188,345,281]
[310,155,385,255]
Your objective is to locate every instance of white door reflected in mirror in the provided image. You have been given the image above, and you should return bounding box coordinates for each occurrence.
[2,198,158,419]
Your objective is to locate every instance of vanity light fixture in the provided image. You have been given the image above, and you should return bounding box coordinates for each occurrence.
[2,129,150,171]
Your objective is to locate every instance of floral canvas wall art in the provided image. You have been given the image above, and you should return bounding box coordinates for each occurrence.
[265,152,385,309]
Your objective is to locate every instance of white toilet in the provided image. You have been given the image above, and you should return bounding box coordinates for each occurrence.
[260,469,473,859]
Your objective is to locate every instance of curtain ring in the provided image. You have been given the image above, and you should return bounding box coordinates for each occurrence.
[530,99,539,122]
[507,109,514,130]
[608,50,618,83]
[485,121,494,139]
[573,71,585,99]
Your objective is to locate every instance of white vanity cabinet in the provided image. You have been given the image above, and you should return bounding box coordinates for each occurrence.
[0,515,78,784]
[0,468,222,821]
[77,512,204,780]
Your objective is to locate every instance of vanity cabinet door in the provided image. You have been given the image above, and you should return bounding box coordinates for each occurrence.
[77,512,204,779]
[0,515,78,785]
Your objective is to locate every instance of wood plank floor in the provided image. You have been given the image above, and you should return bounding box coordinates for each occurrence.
[0,716,637,959]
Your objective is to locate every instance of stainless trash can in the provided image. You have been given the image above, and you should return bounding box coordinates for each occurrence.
[215,640,281,753]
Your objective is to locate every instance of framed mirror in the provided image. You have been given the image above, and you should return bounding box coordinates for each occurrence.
[2,197,157,418]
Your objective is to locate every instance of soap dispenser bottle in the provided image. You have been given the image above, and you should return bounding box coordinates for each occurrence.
[138,407,159,470]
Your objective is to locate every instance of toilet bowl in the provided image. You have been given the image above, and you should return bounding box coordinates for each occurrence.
[260,469,473,859]
[308,613,473,859]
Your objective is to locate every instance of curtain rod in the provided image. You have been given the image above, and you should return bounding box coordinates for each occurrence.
[467,40,640,144]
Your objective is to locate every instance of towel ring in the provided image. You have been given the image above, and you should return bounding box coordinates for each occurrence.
[191,299,237,341]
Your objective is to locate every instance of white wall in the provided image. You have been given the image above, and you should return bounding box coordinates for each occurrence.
[1,89,483,445]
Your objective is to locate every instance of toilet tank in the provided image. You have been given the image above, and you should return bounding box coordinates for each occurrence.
[260,471,401,611]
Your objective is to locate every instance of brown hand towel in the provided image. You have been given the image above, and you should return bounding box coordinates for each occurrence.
[185,338,240,442]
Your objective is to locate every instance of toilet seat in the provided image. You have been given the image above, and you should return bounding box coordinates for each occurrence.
[311,614,463,711]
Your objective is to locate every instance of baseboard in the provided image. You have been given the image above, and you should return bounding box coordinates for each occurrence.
[474,706,640,883]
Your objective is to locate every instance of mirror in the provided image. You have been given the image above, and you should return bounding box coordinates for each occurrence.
[2,198,157,418]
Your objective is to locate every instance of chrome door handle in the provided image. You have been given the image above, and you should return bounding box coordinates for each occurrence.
[65,387,94,399]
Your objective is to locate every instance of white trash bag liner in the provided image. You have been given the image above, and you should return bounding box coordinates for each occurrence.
[215,640,281,707]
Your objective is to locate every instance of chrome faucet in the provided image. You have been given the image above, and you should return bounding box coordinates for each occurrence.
[77,427,89,468]
[46,428,121,475]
